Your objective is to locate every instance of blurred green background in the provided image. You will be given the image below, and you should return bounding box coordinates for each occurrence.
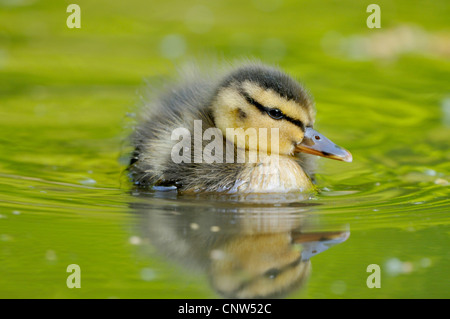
[0,0,449,298]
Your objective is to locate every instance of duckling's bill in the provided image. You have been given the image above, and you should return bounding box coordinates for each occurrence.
[295,127,353,163]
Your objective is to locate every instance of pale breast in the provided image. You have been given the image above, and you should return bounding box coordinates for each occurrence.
[234,154,314,193]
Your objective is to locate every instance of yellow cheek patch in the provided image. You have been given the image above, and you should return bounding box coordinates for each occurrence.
[213,86,248,129]
[242,81,314,126]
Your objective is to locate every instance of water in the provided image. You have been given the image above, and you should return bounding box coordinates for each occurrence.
[0,0,449,298]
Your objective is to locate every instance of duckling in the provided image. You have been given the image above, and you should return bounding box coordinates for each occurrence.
[129,62,352,193]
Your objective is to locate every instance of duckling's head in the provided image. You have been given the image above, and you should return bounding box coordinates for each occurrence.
[211,64,352,162]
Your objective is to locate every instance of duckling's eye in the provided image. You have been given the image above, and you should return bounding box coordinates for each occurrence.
[267,108,284,120]
[264,268,281,279]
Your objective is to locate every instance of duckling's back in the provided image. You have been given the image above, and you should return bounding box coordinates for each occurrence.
[129,67,245,191]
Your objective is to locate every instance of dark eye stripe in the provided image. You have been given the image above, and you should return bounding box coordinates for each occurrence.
[240,90,305,131]
[241,90,266,113]
[285,116,305,130]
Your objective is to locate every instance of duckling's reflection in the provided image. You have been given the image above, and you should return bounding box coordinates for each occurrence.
[130,192,349,299]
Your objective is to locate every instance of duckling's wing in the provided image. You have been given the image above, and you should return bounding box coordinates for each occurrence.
[129,66,244,191]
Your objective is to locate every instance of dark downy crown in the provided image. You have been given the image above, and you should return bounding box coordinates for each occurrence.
[218,64,313,110]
